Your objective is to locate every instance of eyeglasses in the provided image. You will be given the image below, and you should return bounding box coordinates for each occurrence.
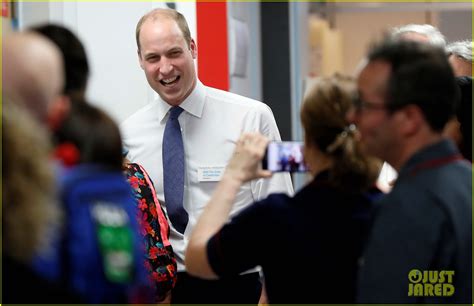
[353,95,388,113]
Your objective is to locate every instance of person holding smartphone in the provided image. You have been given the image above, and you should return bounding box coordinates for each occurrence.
[186,74,382,303]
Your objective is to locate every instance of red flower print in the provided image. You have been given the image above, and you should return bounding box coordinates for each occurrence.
[124,162,177,295]
[149,246,160,259]
[142,223,155,237]
[138,199,148,211]
[149,206,158,218]
[129,176,139,189]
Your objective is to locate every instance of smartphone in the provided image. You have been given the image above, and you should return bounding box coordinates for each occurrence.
[262,141,308,172]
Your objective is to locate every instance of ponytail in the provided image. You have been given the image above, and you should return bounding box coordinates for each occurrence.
[301,74,381,193]
[326,125,381,193]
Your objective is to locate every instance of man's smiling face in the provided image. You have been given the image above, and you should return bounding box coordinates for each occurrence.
[138,17,197,106]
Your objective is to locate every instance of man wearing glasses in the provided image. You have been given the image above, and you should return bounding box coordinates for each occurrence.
[349,39,472,303]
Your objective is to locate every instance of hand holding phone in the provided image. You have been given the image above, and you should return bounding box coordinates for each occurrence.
[262,141,308,172]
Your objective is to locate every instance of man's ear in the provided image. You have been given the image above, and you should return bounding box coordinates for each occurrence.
[397,104,423,136]
[47,95,71,132]
[138,49,145,70]
[190,38,197,59]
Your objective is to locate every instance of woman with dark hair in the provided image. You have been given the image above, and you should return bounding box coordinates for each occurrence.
[54,101,123,169]
[185,74,382,303]
[54,101,177,302]
[31,24,89,100]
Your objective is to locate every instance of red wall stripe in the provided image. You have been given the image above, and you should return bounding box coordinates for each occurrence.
[196,1,229,91]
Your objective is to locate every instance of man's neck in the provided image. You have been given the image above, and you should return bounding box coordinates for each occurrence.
[389,132,444,172]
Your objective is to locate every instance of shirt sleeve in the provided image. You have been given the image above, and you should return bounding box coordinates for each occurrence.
[244,103,294,199]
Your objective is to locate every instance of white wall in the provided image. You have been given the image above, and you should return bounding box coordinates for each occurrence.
[17,2,196,123]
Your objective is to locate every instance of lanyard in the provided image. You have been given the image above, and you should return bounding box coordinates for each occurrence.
[405,154,465,178]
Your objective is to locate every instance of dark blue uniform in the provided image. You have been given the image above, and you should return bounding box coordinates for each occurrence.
[207,170,381,304]
[358,140,472,304]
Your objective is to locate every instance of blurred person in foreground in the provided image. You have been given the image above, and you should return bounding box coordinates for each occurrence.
[349,39,471,303]
[2,31,68,130]
[376,23,448,191]
[186,74,382,303]
[2,98,80,303]
[31,23,90,101]
[48,101,155,303]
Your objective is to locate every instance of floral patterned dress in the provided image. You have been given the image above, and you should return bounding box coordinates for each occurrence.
[124,163,177,302]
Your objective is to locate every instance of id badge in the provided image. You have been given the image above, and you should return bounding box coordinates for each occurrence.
[197,166,225,182]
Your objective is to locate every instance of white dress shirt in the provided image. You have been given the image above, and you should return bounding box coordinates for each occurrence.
[121,81,294,271]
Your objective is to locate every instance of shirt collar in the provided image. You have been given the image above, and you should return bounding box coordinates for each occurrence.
[397,139,460,178]
[157,80,206,123]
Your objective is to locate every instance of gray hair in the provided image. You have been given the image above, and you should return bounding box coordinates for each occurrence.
[446,40,472,62]
[391,24,446,48]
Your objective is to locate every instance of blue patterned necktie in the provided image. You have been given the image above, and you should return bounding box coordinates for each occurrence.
[162,106,188,233]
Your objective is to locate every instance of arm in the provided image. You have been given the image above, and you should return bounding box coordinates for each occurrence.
[185,133,272,279]
[258,283,269,306]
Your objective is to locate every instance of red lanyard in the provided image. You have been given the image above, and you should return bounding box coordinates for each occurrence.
[406,154,466,178]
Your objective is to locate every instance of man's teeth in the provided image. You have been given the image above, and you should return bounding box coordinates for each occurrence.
[162,76,178,84]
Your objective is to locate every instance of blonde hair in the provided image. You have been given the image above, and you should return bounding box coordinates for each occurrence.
[2,98,61,263]
[136,8,192,52]
[301,74,381,192]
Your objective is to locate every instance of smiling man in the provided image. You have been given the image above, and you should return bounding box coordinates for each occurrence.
[349,39,472,304]
[120,8,293,304]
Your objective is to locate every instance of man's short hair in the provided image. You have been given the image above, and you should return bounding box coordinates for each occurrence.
[391,24,446,48]
[446,40,473,62]
[135,8,192,52]
[368,39,459,132]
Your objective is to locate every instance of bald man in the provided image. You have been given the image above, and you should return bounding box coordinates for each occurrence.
[3,32,68,130]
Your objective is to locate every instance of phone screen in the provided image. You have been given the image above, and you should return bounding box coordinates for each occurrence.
[262,141,308,172]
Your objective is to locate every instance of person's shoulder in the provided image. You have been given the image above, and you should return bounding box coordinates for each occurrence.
[120,101,158,128]
[398,159,471,203]
[205,85,270,112]
[375,180,444,222]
